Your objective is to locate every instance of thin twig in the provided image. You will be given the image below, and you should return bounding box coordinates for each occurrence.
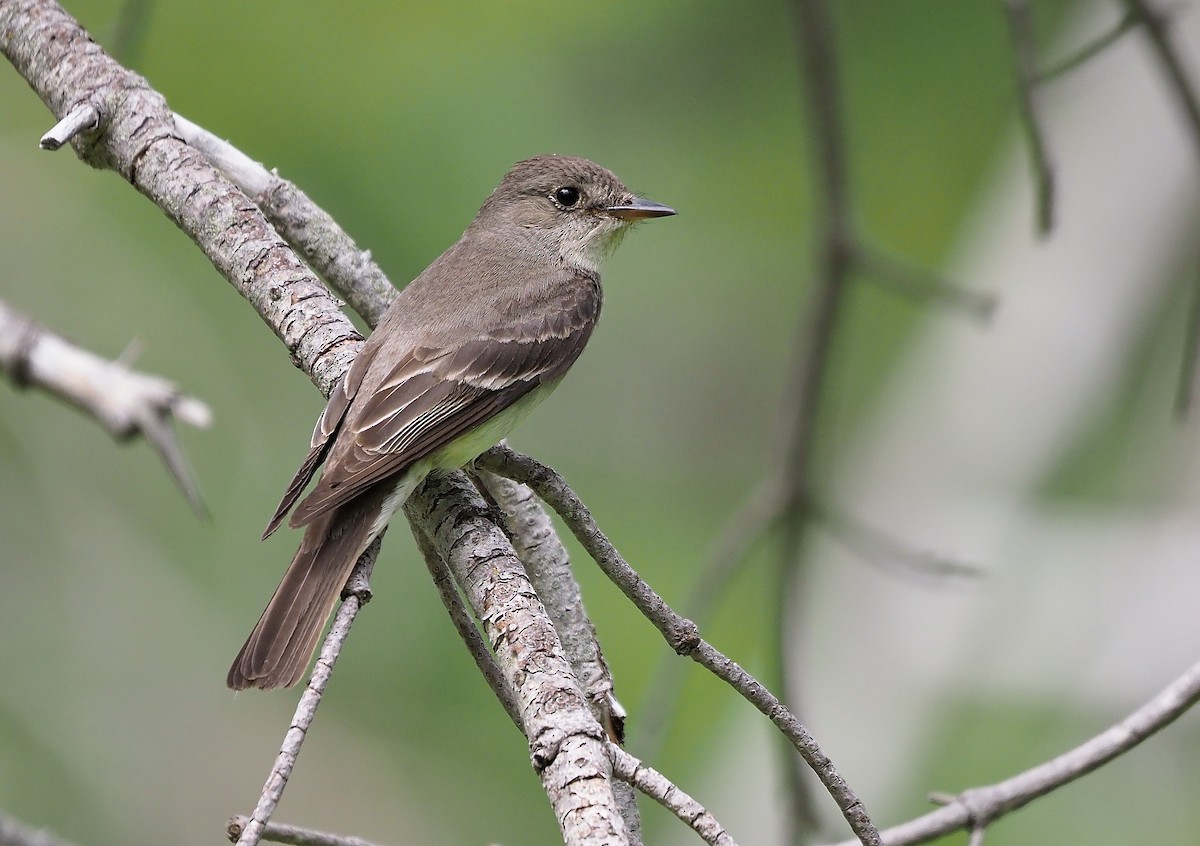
[809,497,984,583]
[855,246,997,323]
[635,476,783,754]
[234,543,379,846]
[227,816,386,846]
[1119,0,1200,417]
[0,298,211,511]
[1175,260,1200,415]
[1124,0,1200,157]
[780,0,859,834]
[608,744,738,846]
[1002,0,1057,235]
[38,101,98,150]
[173,113,397,327]
[478,445,881,846]
[824,658,1200,846]
[1037,9,1140,81]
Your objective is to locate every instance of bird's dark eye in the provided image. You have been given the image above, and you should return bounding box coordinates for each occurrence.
[554,186,581,207]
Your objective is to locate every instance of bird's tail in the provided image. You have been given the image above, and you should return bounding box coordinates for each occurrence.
[227,489,388,690]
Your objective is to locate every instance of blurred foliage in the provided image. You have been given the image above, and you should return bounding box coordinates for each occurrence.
[8,2,1198,846]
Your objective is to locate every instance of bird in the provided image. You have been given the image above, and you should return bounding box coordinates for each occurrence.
[227,154,675,690]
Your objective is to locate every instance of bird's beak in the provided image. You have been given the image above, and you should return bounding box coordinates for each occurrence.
[607,196,676,219]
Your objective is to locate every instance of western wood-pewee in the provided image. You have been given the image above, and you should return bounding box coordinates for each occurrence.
[228,154,674,690]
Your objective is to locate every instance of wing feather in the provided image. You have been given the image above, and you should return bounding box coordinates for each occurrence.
[284,271,600,529]
[261,345,373,538]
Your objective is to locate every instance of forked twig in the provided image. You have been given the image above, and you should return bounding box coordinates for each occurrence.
[825,658,1200,846]
[478,445,881,846]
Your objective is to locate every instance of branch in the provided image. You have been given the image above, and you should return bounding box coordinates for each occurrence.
[778,0,861,835]
[477,466,626,742]
[824,658,1200,846]
[854,246,996,323]
[807,497,983,583]
[1117,0,1200,417]
[234,546,378,846]
[608,744,737,846]
[1124,0,1200,158]
[172,114,396,327]
[1176,262,1200,415]
[404,472,630,846]
[228,816,385,846]
[0,297,211,510]
[477,445,881,846]
[409,519,523,730]
[477,468,645,844]
[1037,9,1139,81]
[0,0,365,398]
[1001,0,1057,235]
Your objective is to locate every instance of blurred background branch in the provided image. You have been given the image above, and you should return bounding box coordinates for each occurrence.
[0,297,210,509]
[825,656,1200,846]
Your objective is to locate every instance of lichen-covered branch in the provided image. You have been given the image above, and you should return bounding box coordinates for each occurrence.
[405,472,629,846]
[0,0,363,397]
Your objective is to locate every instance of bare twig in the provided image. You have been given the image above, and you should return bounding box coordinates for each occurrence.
[608,744,737,846]
[1118,0,1200,416]
[0,298,211,510]
[855,246,996,322]
[173,113,397,327]
[1002,0,1056,235]
[1176,262,1200,415]
[1038,9,1140,81]
[234,545,378,846]
[1124,0,1200,156]
[227,816,386,846]
[779,0,860,834]
[808,497,983,583]
[824,658,1200,846]
[38,101,99,150]
[477,445,881,846]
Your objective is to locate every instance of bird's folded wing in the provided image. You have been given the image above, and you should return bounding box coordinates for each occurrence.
[261,346,373,539]
[286,275,600,528]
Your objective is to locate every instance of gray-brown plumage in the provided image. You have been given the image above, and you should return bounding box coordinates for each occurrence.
[228,155,674,690]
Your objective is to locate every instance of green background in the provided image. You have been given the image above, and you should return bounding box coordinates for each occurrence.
[3,1,1198,845]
